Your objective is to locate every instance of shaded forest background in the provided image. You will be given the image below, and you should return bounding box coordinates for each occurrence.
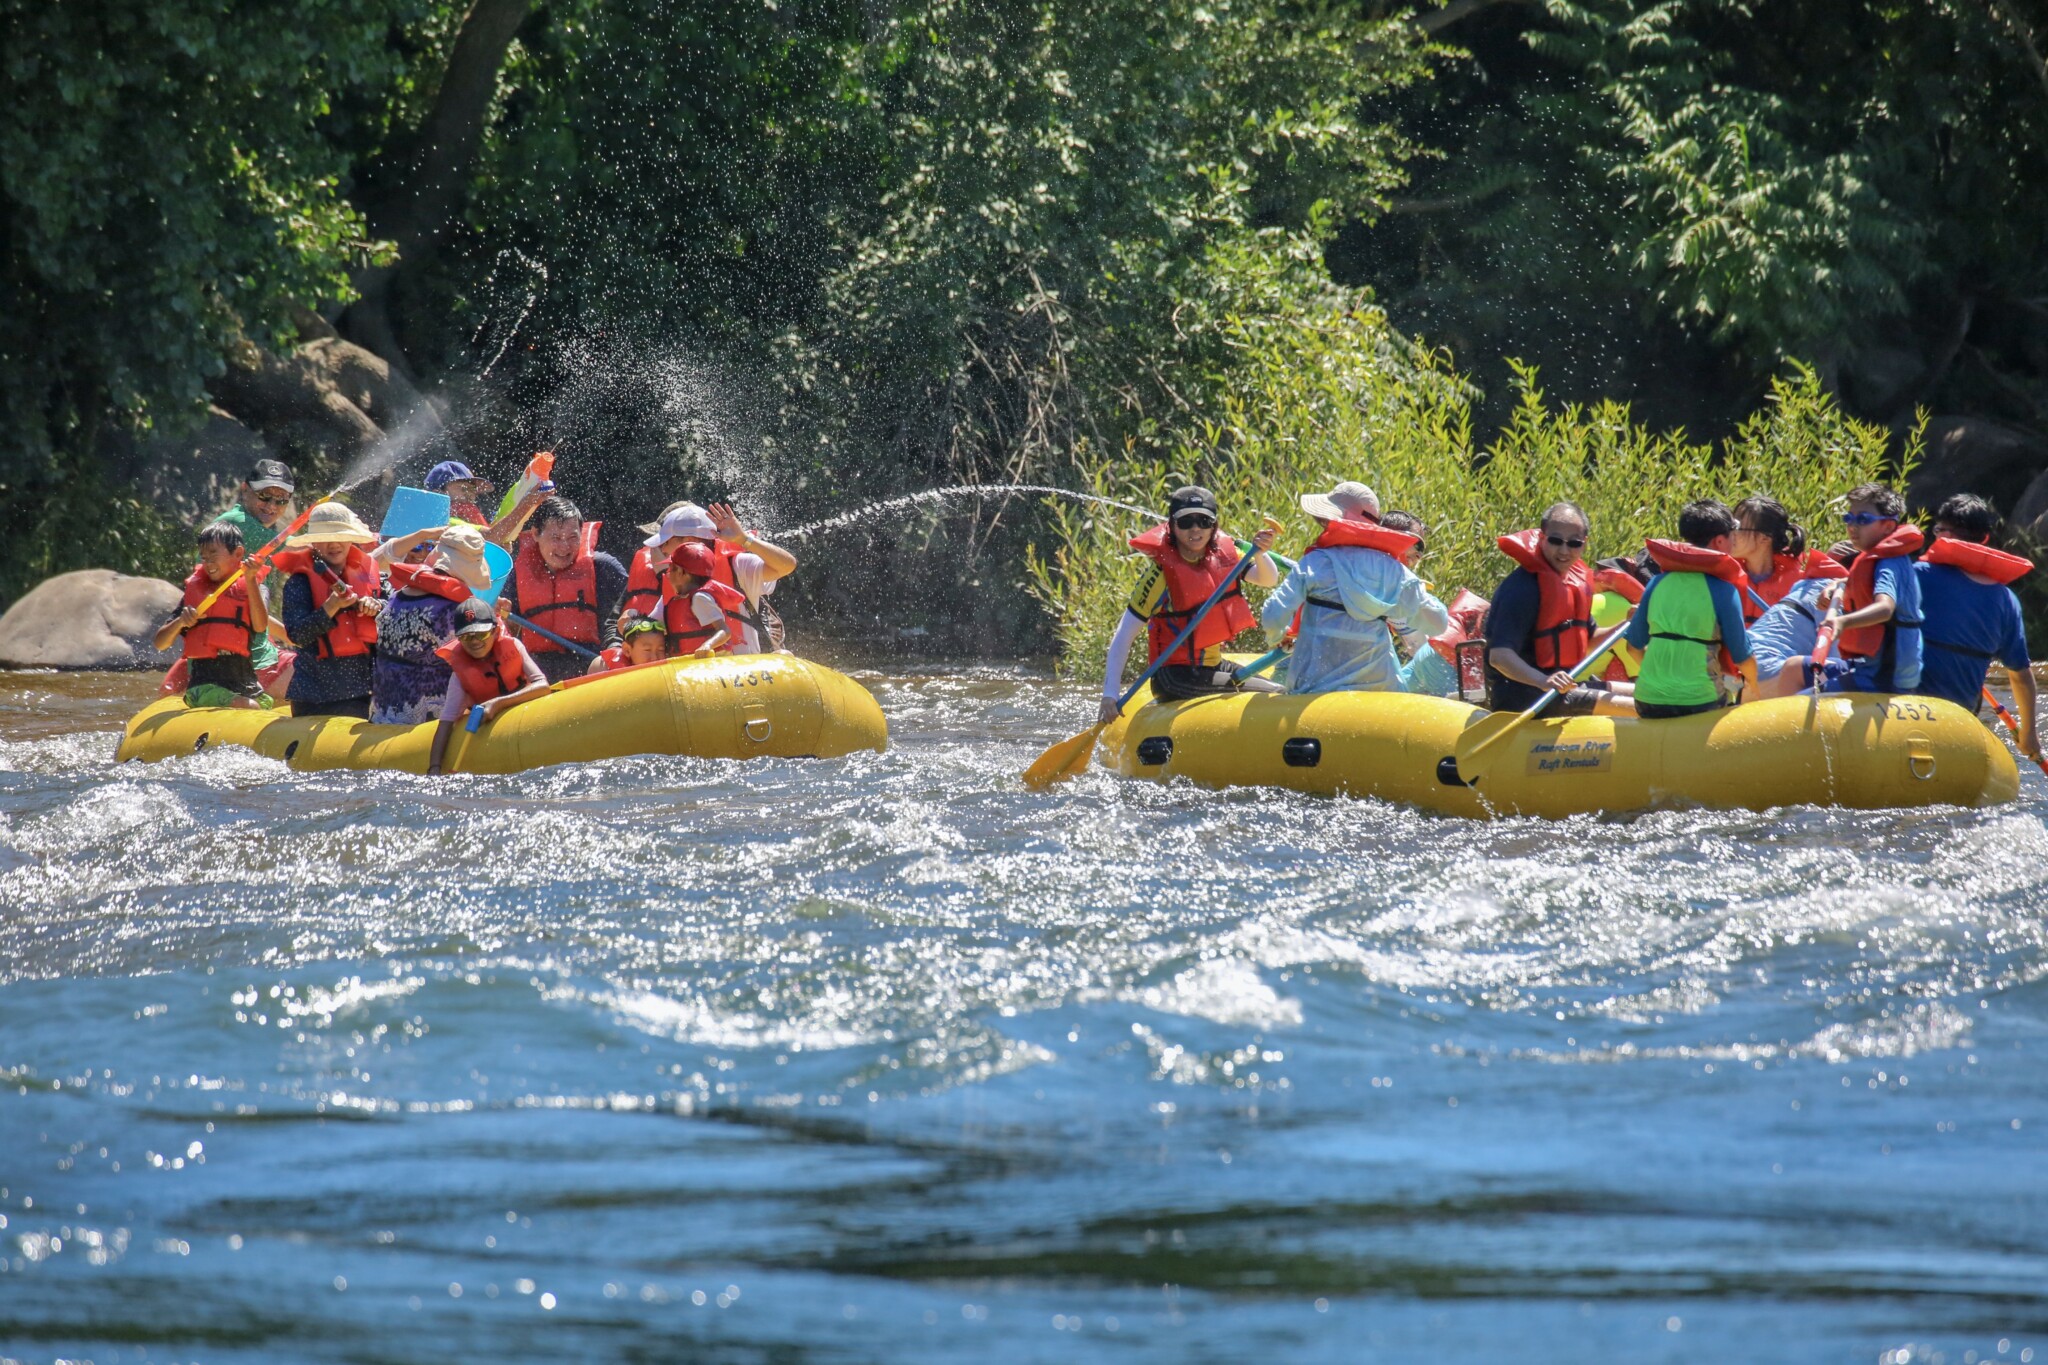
[6,0,2048,650]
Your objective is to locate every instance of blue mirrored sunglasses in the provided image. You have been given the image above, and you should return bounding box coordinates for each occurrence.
[1840,511,1892,527]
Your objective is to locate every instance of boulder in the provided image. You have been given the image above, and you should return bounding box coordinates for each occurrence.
[0,570,181,671]
[1906,415,2048,516]
[2011,467,2048,540]
[106,405,275,528]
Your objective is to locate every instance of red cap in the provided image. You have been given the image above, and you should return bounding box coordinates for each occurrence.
[667,541,718,578]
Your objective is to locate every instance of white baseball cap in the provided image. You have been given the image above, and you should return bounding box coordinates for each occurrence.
[643,503,718,547]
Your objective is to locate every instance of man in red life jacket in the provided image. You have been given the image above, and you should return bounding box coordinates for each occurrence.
[1912,493,2038,754]
[153,521,273,709]
[427,598,551,775]
[1258,482,1446,694]
[1484,501,1630,714]
[628,502,795,647]
[1097,485,1282,721]
[660,542,760,655]
[502,496,629,684]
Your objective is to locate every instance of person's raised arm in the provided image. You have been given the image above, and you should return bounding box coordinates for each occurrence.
[486,490,547,549]
[711,503,796,582]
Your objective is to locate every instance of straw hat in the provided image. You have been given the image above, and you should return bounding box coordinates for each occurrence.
[1299,481,1380,523]
[431,523,494,592]
[287,501,378,546]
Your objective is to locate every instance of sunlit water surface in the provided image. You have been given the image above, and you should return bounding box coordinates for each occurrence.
[2,667,2046,1364]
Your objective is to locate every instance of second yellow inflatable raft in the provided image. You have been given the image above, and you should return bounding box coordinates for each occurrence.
[1100,690,2017,818]
[117,652,887,773]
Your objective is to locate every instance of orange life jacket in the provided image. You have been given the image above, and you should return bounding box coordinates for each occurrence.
[1129,524,1255,666]
[661,578,752,654]
[1743,552,1804,620]
[434,634,527,702]
[1593,566,1645,605]
[1839,525,1925,659]
[593,642,629,672]
[624,546,664,618]
[512,541,601,652]
[1427,588,1491,663]
[385,561,474,603]
[1921,536,2033,585]
[272,546,380,658]
[1643,538,1748,673]
[179,565,254,660]
[1494,529,1593,671]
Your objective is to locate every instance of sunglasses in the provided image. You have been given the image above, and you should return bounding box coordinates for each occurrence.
[1172,514,1218,530]
[1544,534,1586,549]
[1841,511,1893,527]
[254,491,292,506]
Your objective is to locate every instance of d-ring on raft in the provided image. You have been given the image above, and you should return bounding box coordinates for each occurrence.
[116,653,888,773]
[1098,688,2018,819]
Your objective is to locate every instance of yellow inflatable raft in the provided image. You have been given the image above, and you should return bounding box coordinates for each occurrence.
[117,653,887,773]
[1101,690,2018,819]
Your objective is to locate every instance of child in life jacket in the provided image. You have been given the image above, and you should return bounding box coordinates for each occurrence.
[1622,499,1756,718]
[661,541,763,655]
[1912,493,2038,755]
[1098,485,1282,721]
[153,521,273,709]
[587,612,670,673]
[427,598,550,775]
[1820,482,1923,694]
[1260,488,1447,695]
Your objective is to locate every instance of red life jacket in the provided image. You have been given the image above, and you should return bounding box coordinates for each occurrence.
[1495,529,1593,671]
[1592,566,1645,605]
[624,546,664,618]
[1643,539,1750,673]
[1743,552,1804,620]
[1799,549,1850,581]
[272,546,380,658]
[179,565,254,660]
[1921,536,2034,585]
[1129,524,1256,666]
[1839,525,1925,659]
[513,541,601,652]
[661,577,752,654]
[385,561,474,602]
[434,634,528,702]
[593,642,629,672]
[1427,588,1491,663]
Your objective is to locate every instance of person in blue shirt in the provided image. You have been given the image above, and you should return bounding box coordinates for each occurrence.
[1913,493,2039,759]
[1822,482,1923,694]
[1621,499,1755,718]
[1745,549,1855,698]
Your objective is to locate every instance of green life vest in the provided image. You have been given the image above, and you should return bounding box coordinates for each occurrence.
[1636,572,1724,707]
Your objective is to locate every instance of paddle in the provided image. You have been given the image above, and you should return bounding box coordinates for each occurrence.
[1981,687,2048,777]
[1023,550,1263,789]
[505,610,600,660]
[1447,612,1637,786]
[1232,646,1288,682]
[191,475,378,616]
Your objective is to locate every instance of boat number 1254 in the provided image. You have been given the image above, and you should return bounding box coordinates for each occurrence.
[719,671,776,689]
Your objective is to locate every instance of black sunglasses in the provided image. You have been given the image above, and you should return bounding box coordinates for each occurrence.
[1545,534,1586,549]
[1172,513,1218,530]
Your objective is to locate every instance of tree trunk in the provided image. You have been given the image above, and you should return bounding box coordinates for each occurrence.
[343,0,534,374]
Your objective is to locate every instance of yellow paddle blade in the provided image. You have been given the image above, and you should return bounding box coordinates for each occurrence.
[1450,710,1529,785]
[1022,722,1106,789]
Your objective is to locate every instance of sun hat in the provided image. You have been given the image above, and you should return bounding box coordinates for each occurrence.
[245,458,295,494]
[637,500,692,536]
[1166,486,1220,522]
[286,501,378,547]
[453,597,499,635]
[425,460,490,493]
[667,541,719,578]
[1299,480,1380,523]
[643,502,719,546]
[431,524,494,592]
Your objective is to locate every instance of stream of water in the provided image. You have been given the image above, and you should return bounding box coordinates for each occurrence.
[3,667,2046,1363]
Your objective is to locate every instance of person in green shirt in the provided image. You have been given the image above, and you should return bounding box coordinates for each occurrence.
[210,458,297,685]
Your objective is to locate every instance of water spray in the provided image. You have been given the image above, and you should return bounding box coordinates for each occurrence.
[775,484,1165,540]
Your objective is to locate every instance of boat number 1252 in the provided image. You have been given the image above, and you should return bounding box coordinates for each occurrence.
[1885,700,1935,721]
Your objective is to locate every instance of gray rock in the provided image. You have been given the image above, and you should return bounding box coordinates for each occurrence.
[105,405,275,528]
[0,570,181,671]
[2012,467,2048,540]
[1906,415,2048,515]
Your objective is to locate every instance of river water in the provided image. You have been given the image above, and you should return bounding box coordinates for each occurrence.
[2,666,2045,1364]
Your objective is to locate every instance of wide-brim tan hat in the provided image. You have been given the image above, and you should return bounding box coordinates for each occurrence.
[431,523,494,591]
[1299,480,1380,523]
[286,500,378,546]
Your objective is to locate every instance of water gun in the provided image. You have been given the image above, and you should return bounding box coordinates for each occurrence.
[495,450,556,520]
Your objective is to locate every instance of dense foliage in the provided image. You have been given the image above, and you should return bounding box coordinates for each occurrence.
[4,0,2045,646]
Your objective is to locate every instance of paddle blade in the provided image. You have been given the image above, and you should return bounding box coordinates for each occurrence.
[1450,711,1526,785]
[1022,723,1105,789]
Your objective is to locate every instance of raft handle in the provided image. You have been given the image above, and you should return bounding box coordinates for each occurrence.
[1436,756,1473,787]
[1136,736,1173,766]
[1282,738,1322,768]
[193,733,209,753]
[1907,736,1936,781]
[283,741,300,763]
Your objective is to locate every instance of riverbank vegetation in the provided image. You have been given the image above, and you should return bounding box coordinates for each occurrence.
[4,0,2044,649]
